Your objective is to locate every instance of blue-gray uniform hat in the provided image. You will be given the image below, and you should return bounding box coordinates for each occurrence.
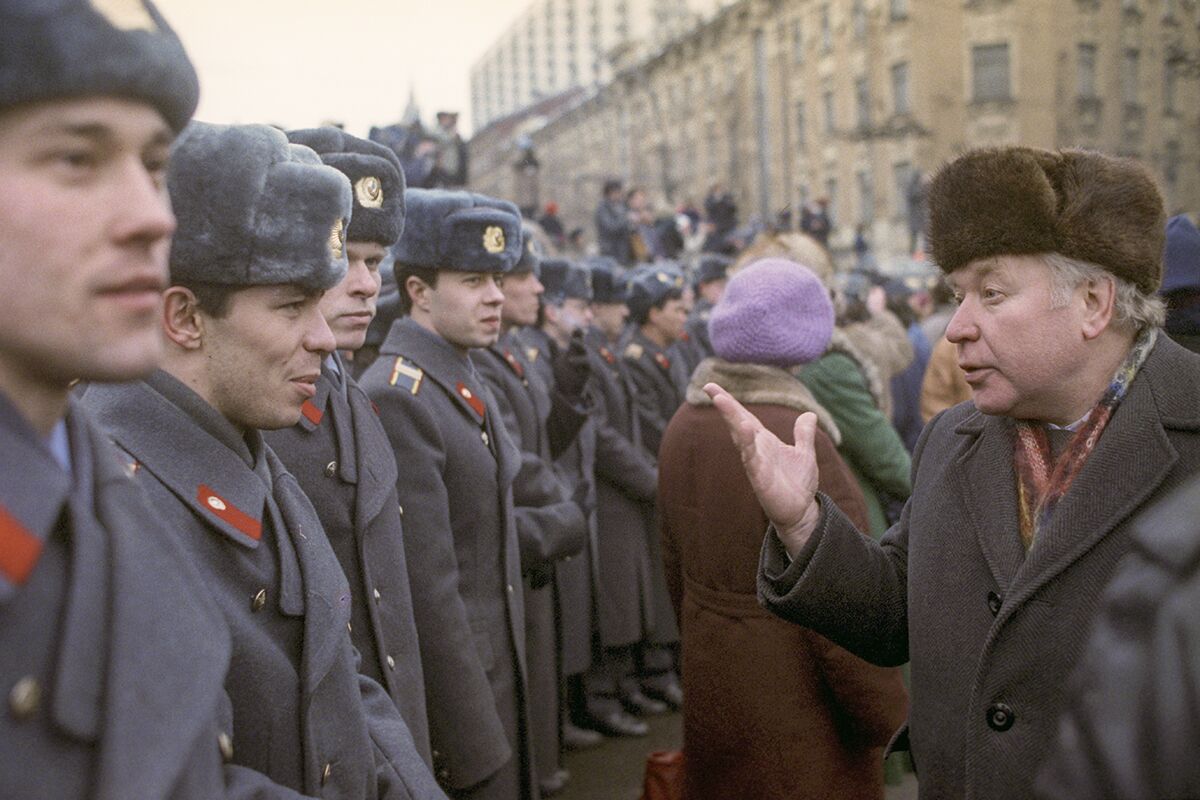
[540,259,593,304]
[0,0,199,132]
[585,256,626,305]
[167,122,352,292]
[392,188,523,273]
[695,254,732,286]
[513,222,544,276]
[287,127,406,248]
[626,263,685,323]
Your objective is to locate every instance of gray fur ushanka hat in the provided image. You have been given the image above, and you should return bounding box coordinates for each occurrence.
[287,127,406,248]
[626,263,685,323]
[927,146,1166,294]
[167,122,352,292]
[392,189,523,273]
[540,259,593,304]
[0,0,199,131]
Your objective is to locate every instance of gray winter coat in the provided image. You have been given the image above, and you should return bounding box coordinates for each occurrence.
[0,395,232,800]
[82,371,442,800]
[263,354,432,768]
[759,336,1200,800]
[359,318,534,800]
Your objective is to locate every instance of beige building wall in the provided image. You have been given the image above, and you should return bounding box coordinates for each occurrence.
[470,0,1200,263]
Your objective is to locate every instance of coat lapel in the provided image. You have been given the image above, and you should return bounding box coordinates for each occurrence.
[347,381,394,528]
[1006,342,1182,607]
[953,409,1025,591]
[89,420,231,800]
[270,459,352,694]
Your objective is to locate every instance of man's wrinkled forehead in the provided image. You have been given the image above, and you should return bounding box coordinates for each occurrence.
[947,257,1009,290]
[0,95,173,147]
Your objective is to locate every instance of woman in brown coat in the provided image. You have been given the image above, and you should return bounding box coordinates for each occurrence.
[659,258,909,800]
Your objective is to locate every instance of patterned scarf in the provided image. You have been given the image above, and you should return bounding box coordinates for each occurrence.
[1013,327,1157,549]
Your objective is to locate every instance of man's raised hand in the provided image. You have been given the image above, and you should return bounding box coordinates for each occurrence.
[704,382,822,557]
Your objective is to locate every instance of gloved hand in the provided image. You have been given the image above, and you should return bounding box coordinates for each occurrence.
[552,329,592,401]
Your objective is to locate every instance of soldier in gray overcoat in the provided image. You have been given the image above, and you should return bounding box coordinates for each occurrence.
[618,265,687,707]
[580,258,666,726]
[358,189,536,800]
[261,127,432,768]
[475,244,588,797]
[81,123,443,800]
[0,4,242,797]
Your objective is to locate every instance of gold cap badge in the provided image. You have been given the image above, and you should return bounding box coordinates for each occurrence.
[329,219,345,260]
[90,0,158,31]
[354,176,383,209]
[483,226,506,254]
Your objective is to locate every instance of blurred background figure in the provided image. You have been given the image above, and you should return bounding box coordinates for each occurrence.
[659,258,908,800]
[1160,214,1200,354]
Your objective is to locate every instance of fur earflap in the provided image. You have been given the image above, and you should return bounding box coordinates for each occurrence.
[928,147,1166,294]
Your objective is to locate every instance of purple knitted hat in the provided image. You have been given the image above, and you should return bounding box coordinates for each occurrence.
[709,257,834,367]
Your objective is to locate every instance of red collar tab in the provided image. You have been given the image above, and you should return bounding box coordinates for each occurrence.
[196,485,262,541]
[503,349,525,379]
[0,504,43,586]
[300,400,324,425]
[654,352,671,370]
[456,382,487,420]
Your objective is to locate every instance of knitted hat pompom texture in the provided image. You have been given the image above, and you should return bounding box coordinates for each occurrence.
[927,146,1166,294]
[709,257,834,368]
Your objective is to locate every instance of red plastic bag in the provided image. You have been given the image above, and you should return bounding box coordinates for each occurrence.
[640,749,684,800]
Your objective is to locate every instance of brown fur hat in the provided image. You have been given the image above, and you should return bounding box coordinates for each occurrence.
[927,146,1166,294]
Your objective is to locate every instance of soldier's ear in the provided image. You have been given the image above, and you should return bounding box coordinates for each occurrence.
[405,274,434,314]
[162,286,205,350]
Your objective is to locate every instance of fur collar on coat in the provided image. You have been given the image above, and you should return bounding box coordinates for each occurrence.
[687,357,842,446]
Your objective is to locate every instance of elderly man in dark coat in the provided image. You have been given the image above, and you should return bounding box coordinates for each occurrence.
[261,127,432,767]
[0,4,242,797]
[81,123,443,800]
[706,146,1200,799]
[358,190,535,800]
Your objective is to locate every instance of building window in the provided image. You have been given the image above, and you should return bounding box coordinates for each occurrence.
[792,18,804,63]
[853,0,867,39]
[891,62,910,115]
[857,170,874,224]
[823,87,836,134]
[971,43,1011,102]
[821,5,832,53]
[1077,43,1097,98]
[890,0,908,21]
[1122,49,1139,105]
[1164,61,1178,114]
[855,77,871,129]
[795,100,806,145]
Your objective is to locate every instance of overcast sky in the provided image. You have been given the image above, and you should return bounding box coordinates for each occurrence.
[156,0,529,136]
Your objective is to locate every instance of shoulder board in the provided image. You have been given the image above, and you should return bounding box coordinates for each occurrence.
[525,346,540,363]
[624,342,644,360]
[388,356,424,395]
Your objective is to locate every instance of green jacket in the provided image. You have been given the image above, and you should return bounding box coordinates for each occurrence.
[799,352,912,536]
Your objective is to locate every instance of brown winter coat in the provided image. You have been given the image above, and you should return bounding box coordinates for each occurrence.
[659,359,909,800]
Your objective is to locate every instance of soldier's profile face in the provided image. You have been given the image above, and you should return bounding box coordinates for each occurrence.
[647,297,688,343]
[500,270,543,328]
[591,302,628,340]
[426,270,505,350]
[199,284,335,430]
[0,96,174,389]
[320,239,385,351]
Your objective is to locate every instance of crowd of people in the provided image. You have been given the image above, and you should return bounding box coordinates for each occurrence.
[4,3,1200,800]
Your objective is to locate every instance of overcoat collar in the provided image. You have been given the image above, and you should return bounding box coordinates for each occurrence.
[382,317,491,427]
[86,371,269,550]
[952,336,1200,603]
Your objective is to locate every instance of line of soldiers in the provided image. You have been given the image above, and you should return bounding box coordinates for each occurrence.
[0,2,721,799]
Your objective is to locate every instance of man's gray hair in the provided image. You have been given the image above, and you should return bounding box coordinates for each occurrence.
[1043,253,1165,331]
